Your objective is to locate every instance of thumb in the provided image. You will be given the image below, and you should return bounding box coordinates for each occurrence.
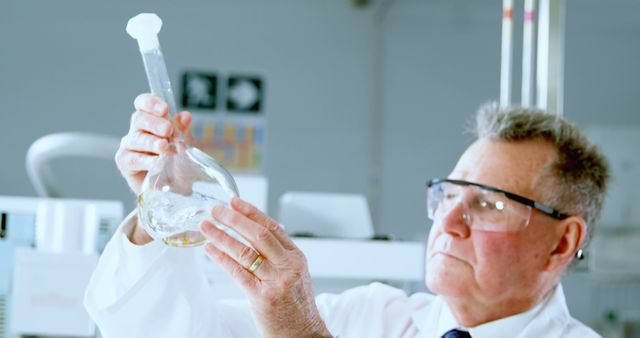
[174,111,195,145]
[175,111,193,130]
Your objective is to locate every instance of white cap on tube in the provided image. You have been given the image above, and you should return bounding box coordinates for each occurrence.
[126,13,162,52]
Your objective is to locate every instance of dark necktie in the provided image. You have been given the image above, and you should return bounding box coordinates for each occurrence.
[442,328,472,338]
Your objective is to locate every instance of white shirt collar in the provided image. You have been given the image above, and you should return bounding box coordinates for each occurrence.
[413,285,561,338]
[437,294,547,338]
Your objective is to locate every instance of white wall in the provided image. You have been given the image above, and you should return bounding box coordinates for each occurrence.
[376,0,640,240]
[0,0,377,214]
[376,0,500,241]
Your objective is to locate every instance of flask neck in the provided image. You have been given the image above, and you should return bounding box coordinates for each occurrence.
[166,138,188,154]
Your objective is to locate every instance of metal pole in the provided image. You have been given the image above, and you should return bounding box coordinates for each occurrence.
[500,0,514,108]
[521,0,536,107]
[536,0,565,115]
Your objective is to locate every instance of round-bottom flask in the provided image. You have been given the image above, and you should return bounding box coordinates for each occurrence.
[137,140,239,247]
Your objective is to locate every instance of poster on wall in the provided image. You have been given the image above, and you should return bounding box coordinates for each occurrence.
[181,70,266,174]
[189,117,265,173]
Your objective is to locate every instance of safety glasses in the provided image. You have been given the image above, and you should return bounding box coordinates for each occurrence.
[426,178,569,232]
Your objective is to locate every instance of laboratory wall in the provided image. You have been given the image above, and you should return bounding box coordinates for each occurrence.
[0,0,376,214]
[376,0,640,242]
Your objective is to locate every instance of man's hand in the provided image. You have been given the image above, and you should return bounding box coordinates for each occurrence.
[115,93,193,194]
[201,198,333,338]
[114,93,193,244]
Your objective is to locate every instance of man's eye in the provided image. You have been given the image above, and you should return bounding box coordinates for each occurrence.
[478,199,505,211]
[443,192,458,200]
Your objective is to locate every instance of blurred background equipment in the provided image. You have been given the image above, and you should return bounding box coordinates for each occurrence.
[26,133,121,199]
[278,192,374,239]
[0,196,123,338]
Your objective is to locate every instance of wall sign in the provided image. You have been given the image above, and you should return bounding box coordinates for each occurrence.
[227,75,263,113]
[181,71,218,110]
[180,70,266,173]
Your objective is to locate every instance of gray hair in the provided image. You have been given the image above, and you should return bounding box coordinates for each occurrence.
[473,102,609,250]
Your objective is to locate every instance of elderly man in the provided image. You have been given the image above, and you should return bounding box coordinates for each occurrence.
[85,94,608,338]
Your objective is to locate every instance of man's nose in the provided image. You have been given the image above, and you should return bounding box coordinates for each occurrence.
[438,202,471,238]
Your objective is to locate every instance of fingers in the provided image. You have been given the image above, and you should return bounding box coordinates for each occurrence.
[117,93,197,194]
[230,198,297,250]
[130,95,194,144]
[134,93,169,117]
[114,148,155,194]
[174,111,196,145]
[211,203,289,264]
[130,111,174,139]
[201,221,273,277]
[115,149,157,173]
[175,111,192,131]
[204,241,259,291]
[122,131,168,155]
[125,95,179,155]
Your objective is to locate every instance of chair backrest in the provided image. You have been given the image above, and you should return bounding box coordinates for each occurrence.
[277,192,374,239]
[26,132,121,198]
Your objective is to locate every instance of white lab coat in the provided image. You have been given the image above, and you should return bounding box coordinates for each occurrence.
[85,215,600,338]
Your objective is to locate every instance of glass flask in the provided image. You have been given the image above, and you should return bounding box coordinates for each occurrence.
[127,13,239,247]
[137,141,239,247]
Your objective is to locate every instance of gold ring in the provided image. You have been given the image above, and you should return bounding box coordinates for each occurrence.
[248,254,264,273]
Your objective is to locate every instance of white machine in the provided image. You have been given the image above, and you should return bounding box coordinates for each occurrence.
[0,196,123,338]
[278,192,375,239]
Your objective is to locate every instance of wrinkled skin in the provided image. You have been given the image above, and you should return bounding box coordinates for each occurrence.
[425,139,587,327]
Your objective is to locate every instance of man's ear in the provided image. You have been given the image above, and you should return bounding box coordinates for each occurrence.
[546,216,587,271]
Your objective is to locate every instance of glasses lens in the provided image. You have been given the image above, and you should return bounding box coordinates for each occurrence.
[427,182,461,220]
[427,181,532,232]
[467,188,531,231]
